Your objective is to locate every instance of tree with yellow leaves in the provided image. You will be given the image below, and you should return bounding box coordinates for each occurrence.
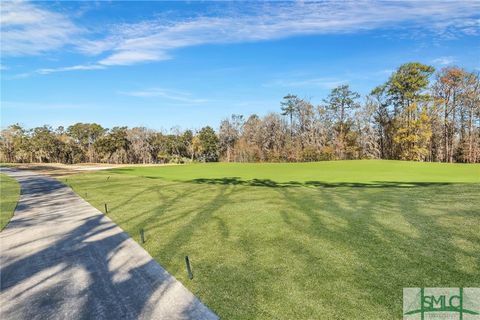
[394,104,432,161]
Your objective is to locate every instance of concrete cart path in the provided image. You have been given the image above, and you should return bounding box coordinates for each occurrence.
[0,168,218,320]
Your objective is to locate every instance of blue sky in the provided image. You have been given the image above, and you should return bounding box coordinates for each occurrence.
[1,1,479,131]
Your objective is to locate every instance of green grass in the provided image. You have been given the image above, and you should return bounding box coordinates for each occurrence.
[0,173,20,230]
[110,160,480,184]
[61,160,480,319]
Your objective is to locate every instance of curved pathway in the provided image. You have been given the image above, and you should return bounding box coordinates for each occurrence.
[0,168,218,320]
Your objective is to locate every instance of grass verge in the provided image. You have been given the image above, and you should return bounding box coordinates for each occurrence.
[0,173,20,230]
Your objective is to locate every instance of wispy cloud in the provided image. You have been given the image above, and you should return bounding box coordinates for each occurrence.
[119,88,208,104]
[0,1,82,56]
[432,56,457,65]
[264,69,401,90]
[36,64,105,74]
[2,1,479,72]
[84,1,480,67]
[6,64,104,79]
[99,51,170,66]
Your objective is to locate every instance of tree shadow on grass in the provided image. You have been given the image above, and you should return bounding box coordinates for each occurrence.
[187,177,456,188]
[0,172,217,320]
[152,184,235,264]
[57,171,479,319]
[144,178,479,318]
[270,184,479,318]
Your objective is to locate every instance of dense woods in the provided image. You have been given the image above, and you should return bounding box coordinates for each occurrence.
[2,63,479,164]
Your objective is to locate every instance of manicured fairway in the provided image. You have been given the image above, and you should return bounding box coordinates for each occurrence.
[109,160,480,184]
[61,160,480,319]
[0,173,20,230]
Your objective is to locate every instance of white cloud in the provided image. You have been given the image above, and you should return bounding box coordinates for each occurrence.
[82,1,480,67]
[2,1,479,70]
[36,64,105,74]
[0,1,82,56]
[432,56,457,65]
[7,64,104,78]
[99,51,170,66]
[119,88,208,104]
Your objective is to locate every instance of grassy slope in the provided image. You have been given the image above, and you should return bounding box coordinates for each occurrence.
[0,173,20,230]
[61,160,480,319]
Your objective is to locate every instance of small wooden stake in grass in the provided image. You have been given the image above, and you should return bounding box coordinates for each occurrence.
[185,256,193,280]
[140,228,145,244]
[104,203,108,214]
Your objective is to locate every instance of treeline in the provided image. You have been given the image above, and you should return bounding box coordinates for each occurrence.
[1,63,479,164]
[0,124,219,164]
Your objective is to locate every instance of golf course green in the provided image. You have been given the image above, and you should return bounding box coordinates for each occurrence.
[61,160,480,319]
[0,173,20,230]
